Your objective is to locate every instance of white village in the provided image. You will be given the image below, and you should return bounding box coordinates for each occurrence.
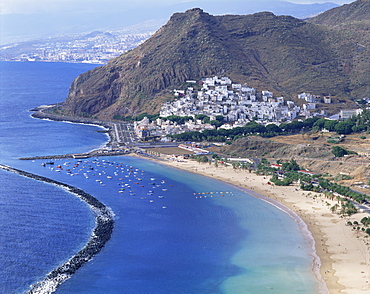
[134,76,359,140]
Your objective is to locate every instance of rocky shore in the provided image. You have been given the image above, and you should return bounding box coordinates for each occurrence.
[30,105,118,145]
[27,104,134,160]
[31,105,111,128]
[0,164,114,294]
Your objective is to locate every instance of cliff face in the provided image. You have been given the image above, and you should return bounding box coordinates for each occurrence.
[63,2,370,119]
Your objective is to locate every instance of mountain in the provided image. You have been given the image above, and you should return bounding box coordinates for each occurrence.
[308,0,370,25]
[307,0,370,100]
[0,1,339,46]
[62,1,370,119]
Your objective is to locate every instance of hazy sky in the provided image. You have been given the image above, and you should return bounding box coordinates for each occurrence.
[0,0,356,15]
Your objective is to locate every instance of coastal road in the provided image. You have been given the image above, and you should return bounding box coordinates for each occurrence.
[355,202,370,214]
[113,122,136,145]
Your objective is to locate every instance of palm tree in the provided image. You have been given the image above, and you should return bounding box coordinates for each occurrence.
[331,204,339,213]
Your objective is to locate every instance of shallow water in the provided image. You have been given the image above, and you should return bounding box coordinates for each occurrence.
[0,61,320,293]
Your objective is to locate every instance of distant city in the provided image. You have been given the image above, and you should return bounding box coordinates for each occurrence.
[0,30,154,64]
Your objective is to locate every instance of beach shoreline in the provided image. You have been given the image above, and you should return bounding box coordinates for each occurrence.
[29,109,370,293]
[131,154,370,294]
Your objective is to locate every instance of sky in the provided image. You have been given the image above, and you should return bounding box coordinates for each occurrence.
[0,0,356,15]
[0,0,357,45]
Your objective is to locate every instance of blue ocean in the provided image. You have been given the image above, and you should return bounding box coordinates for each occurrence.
[0,61,321,293]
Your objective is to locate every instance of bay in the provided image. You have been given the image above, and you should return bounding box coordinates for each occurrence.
[0,61,320,293]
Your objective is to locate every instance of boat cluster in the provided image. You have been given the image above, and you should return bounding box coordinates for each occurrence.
[194,191,235,199]
[41,158,172,208]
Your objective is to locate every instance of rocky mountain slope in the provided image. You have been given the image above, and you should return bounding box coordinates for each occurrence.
[62,0,370,119]
[308,0,370,99]
[309,0,370,25]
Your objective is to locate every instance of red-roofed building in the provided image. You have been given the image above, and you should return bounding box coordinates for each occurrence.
[270,164,282,169]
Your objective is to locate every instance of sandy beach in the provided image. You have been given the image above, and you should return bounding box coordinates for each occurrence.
[135,154,370,293]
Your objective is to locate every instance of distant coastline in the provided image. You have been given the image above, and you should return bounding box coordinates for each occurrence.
[0,164,114,294]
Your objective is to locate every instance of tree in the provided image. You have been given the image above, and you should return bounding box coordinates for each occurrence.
[303,117,320,128]
[202,129,218,137]
[195,114,208,120]
[165,115,193,124]
[214,115,224,122]
[265,124,282,133]
[324,120,338,132]
[210,120,223,128]
[313,118,328,129]
[330,204,339,213]
[243,121,266,134]
[270,174,293,186]
[283,121,305,133]
[332,146,348,157]
[203,116,211,124]
[342,202,357,216]
[200,156,208,163]
[261,158,270,165]
[335,121,355,135]
[282,159,300,171]
[361,217,370,227]
[352,125,367,132]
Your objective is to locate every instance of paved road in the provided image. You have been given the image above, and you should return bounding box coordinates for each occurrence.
[112,122,136,145]
[355,202,370,214]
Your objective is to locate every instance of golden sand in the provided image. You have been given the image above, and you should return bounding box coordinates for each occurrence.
[133,154,370,293]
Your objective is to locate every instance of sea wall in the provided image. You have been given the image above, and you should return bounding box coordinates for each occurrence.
[0,164,114,294]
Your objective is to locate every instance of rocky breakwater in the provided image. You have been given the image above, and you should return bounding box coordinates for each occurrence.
[0,164,114,294]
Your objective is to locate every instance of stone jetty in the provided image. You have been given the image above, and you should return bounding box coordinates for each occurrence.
[0,164,114,294]
[19,149,130,161]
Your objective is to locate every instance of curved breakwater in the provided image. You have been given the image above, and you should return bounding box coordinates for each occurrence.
[0,164,114,294]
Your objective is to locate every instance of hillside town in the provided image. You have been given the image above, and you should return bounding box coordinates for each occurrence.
[161,76,303,122]
[134,76,348,139]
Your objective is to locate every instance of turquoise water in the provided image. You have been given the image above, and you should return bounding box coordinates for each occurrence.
[0,61,320,293]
